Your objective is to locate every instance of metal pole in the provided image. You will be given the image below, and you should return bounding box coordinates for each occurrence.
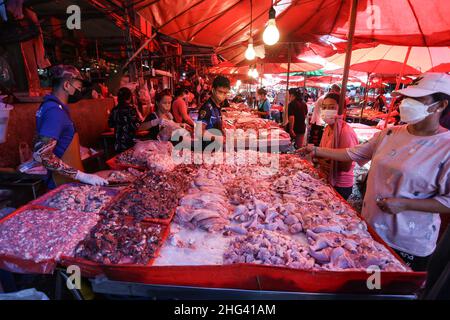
[283,43,291,125]
[360,72,371,123]
[383,46,412,129]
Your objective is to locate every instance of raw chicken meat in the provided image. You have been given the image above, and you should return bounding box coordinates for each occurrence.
[224,229,314,270]
[0,209,99,262]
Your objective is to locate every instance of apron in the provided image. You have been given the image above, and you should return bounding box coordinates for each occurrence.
[53,132,84,186]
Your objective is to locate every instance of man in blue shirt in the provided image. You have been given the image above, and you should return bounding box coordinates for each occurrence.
[198,76,230,131]
[197,76,230,149]
[33,65,108,188]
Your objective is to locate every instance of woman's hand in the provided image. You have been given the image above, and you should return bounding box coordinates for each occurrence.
[296,144,314,155]
[376,198,408,214]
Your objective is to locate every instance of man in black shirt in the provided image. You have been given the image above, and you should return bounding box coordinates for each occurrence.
[288,88,308,148]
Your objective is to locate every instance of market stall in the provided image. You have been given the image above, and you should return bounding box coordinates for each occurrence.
[0,141,426,297]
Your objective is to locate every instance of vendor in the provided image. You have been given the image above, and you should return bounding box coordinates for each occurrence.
[197,75,230,141]
[108,87,141,152]
[33,65,108,188]
[317,93,358,200]
[140,89,180,141]
[256,88,271,119]
[302,73,450,271]
[172,87,195,128]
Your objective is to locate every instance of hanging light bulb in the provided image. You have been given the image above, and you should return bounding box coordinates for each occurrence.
[252,68,259,79]
[263,6,279,46]
[248,66,253,77]
[245,38,256,60]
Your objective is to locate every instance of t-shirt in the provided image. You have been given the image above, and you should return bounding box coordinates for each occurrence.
[198,98,222,131]
[347,125,450,257]
[319,122,358,187]
[144,112,175,140]
[172,97,188,124]
[35,95,76,189]
[36,95,75,158]
[288,99,308,134]
[258,99,271,119]
[108,104,140,152]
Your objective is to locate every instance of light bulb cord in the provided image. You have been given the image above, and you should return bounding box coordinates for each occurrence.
[250,0,253,37]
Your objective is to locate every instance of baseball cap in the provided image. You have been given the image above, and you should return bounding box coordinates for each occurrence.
[50,64,84,82]
[392,72,450,97]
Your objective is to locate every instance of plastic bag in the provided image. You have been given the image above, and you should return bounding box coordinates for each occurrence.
[0,288,49,300]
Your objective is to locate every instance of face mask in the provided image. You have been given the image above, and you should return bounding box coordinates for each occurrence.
[399,98,439,124]
[68,88,83,103]
[321,109,338,124]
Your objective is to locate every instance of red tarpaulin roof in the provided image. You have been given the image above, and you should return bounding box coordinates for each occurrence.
[327,44,450,73]
[208,61,323,75]
[137,0,450,51]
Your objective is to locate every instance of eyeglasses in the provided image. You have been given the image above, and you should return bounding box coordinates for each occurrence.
[68,82,82,91]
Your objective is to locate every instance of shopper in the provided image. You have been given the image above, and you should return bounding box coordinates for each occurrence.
[318,93,358,200]
[309,84,341,146]
[301,73,450,271]
[172,87,195,128]
[108,87,141,152]
[288,88,308,148]
[33,65,108,188]
[140,89,177,141]
[374,88,387,112]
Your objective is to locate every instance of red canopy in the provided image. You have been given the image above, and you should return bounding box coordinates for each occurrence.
[349,60,421,75]
[137,0,450,50]
[427,63,450,73]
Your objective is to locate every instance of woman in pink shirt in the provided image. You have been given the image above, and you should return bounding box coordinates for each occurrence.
[172,88,195,128]
[318,93,358,200]
[302,73,450,271]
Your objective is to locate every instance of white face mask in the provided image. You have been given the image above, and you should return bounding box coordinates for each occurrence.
[399,98,439,124]
[321,109,338,124]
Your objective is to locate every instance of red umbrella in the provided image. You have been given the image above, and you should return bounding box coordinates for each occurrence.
[349,60,421,75]
[427,63,450,73]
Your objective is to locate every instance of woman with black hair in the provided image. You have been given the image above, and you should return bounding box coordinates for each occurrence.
[301,73,450,271]
[256,88,271,119]
[288,88,308,148]
[317,92,358,200]
[108,87,141,152]
[140,89,179,141]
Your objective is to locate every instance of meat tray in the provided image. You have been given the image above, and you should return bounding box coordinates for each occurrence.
[59,221,170,278]
[0,205,99,274]
[98,215,426,295]
[29,183,123,212]
[0,205,57,274]
[104,188,177,225]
